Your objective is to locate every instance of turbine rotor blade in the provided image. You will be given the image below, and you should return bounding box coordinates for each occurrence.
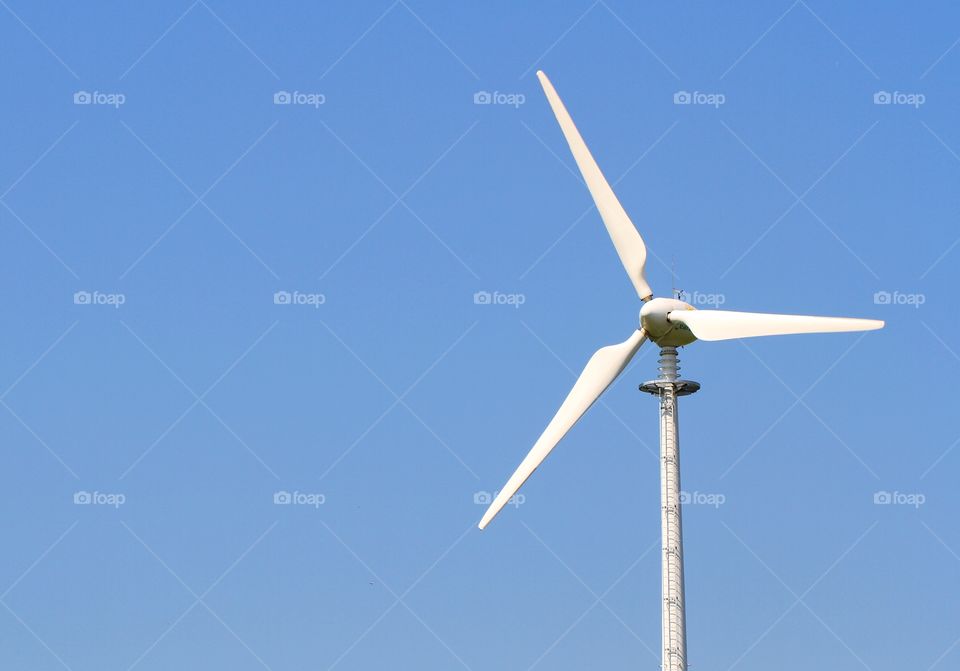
[667,310,884,341]
[537,71,653,301]
[478,329,648,530]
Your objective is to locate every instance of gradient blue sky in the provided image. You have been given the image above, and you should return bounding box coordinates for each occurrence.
[1,2,958,669]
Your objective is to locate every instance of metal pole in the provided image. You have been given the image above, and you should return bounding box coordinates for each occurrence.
[641,347,699,671]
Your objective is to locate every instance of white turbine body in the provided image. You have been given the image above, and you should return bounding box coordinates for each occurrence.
[479,71,884,671]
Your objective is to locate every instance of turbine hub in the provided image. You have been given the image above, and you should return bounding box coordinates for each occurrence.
[640,297,698,347]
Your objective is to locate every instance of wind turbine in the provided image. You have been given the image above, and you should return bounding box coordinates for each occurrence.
[478,71,884,671]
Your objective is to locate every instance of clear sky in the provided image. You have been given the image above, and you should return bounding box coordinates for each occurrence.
[1,2,958,670]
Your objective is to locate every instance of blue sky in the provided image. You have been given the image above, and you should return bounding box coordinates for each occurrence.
[1,1,958,669]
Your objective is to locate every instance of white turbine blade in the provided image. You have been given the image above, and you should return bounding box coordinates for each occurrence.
[537,71,653,300]
[668,309,884,341]
[479,329,647,530]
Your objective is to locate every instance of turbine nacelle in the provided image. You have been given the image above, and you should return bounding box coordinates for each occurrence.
[640,297,697,347]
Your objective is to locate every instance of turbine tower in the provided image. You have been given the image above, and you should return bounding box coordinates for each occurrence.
[478,71,884,671]
[640,348,698,671]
